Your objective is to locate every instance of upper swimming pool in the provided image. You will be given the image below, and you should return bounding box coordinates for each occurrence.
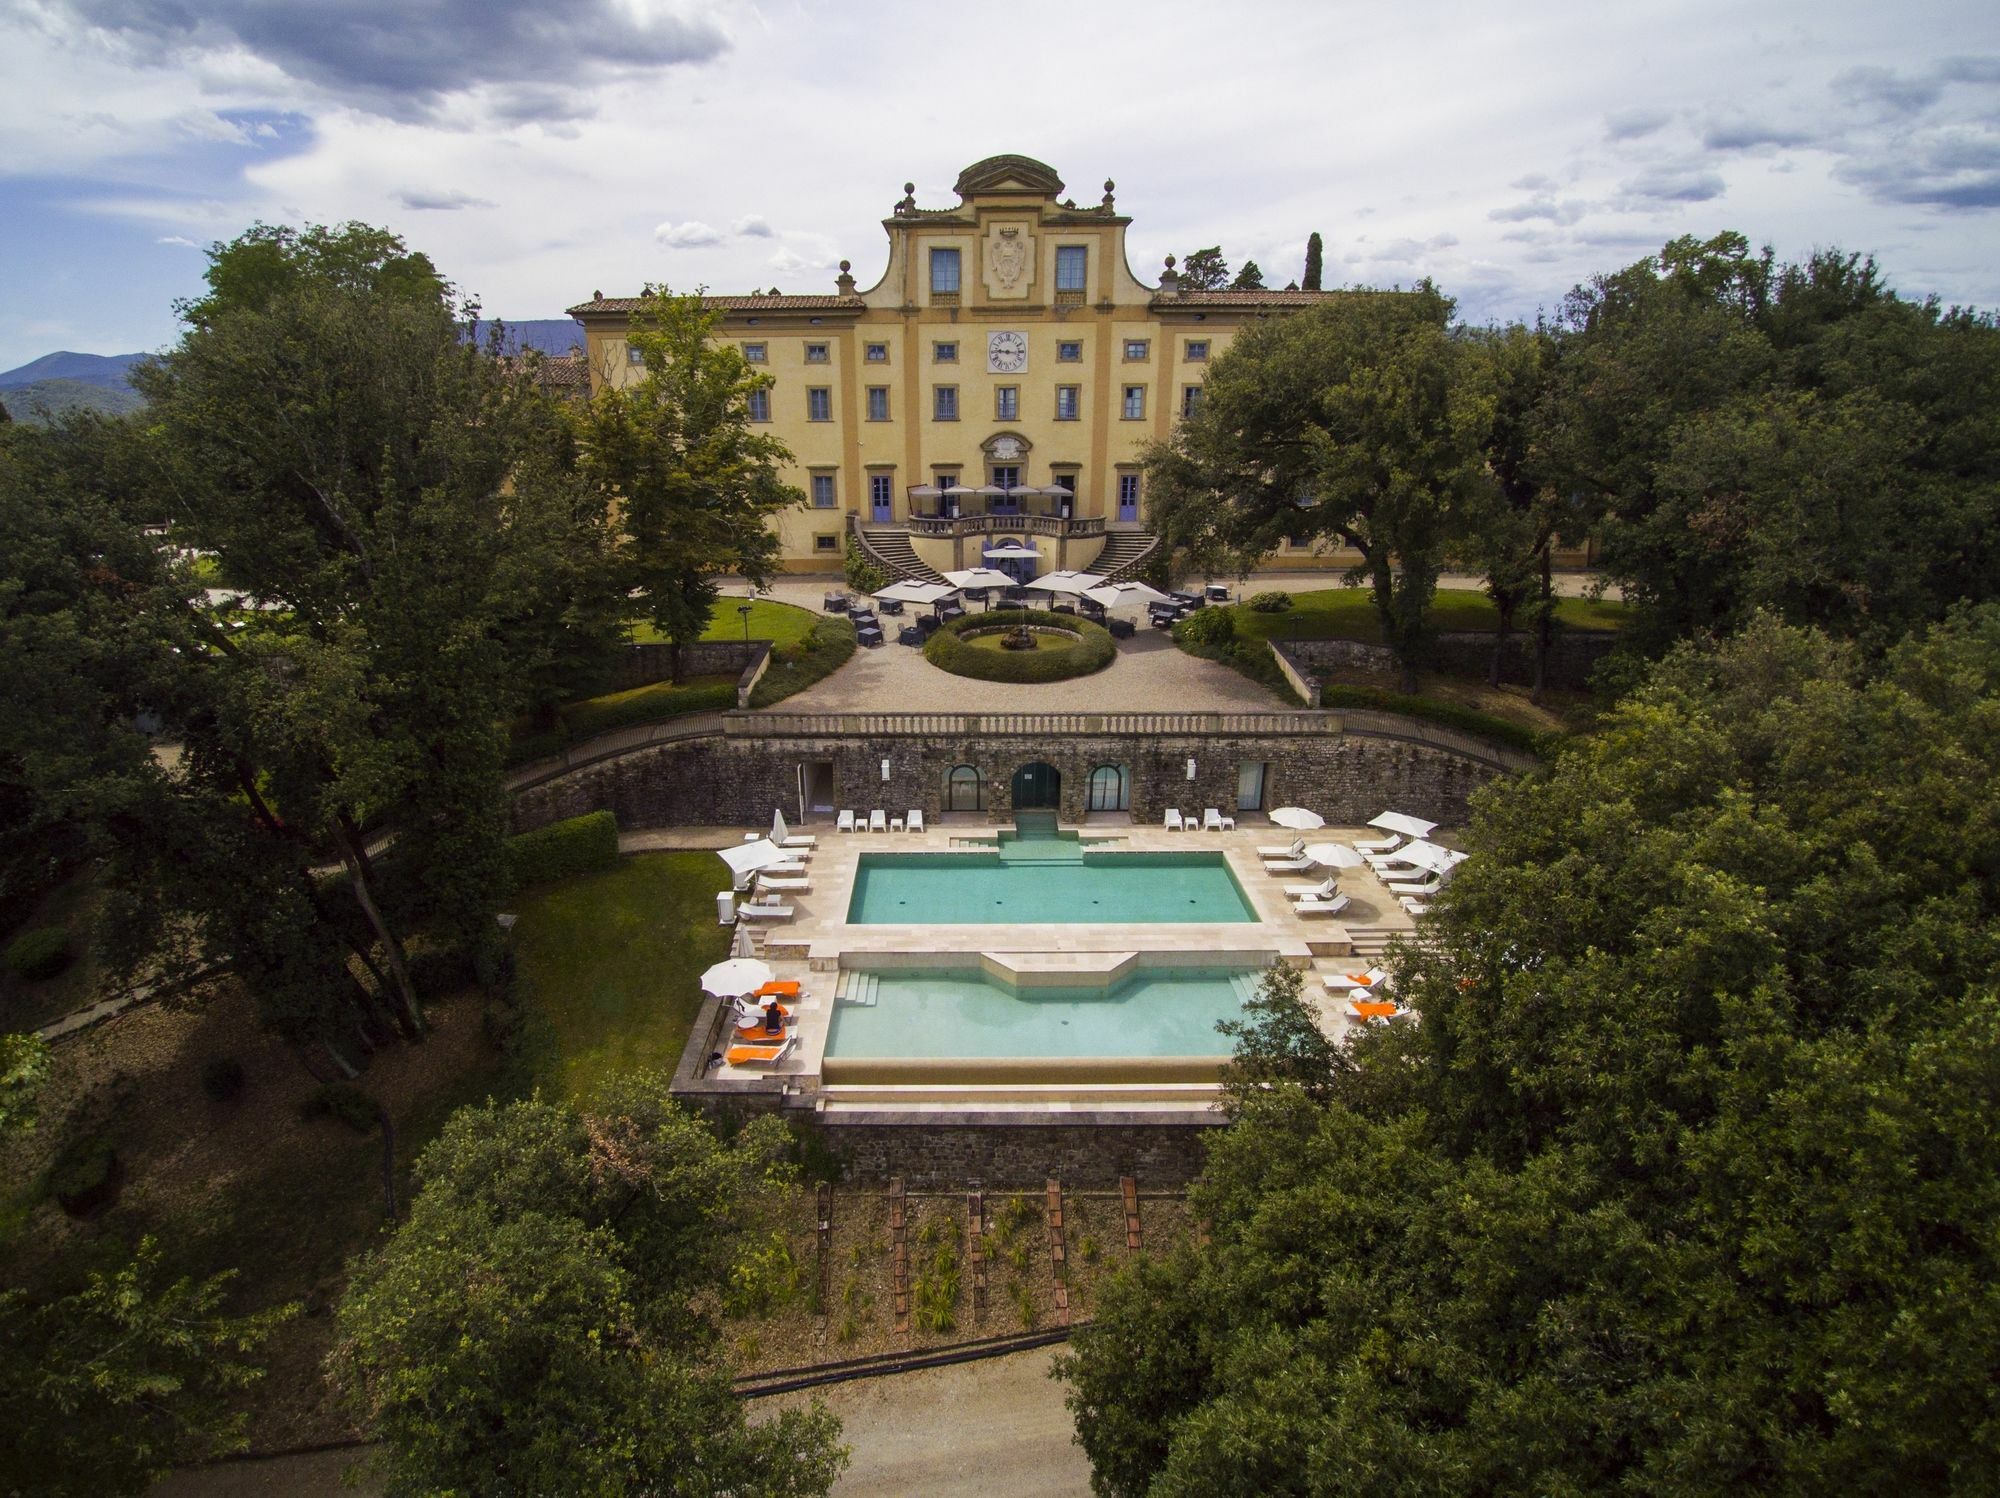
[846,848,1259,925]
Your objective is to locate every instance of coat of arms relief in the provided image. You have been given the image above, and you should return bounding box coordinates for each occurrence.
[982,223,1034,298]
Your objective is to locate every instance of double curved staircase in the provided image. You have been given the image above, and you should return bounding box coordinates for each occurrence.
[850,517,1158,585]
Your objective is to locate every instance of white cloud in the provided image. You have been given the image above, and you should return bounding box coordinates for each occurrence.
[732,214,774,237]
[155,234,199,247]
[655,219,725,246]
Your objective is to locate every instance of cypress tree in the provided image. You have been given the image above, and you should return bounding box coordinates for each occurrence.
[1303,231,1324,291]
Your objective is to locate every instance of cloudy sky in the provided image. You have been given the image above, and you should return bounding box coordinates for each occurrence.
[1,0,1996,371]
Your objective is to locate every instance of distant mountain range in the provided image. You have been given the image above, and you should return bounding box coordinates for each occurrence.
[0,318,584,425]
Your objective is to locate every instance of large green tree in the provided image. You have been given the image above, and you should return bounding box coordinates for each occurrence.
[1144,284,1497,689]
[331,1080,846,1496]
[1301,232,1324,292]
[1178,247,1230,292]
[1061,610,2000,1494]
[575,287,800,679]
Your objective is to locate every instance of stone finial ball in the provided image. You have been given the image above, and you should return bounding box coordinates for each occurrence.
[1104,179,1115,192]
[904,182,915,194]
[1164,255,1176,269]
[840,259,851,272]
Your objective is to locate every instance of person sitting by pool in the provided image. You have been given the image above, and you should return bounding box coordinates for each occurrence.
[761,1001,784,1036]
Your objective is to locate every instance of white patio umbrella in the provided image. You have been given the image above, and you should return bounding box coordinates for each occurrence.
[718,839,795,880]
[700,956,773,997]
[1005,485,1042,500]
[1022,569,1106,595]
[942,567,1016,590]
[974,484,1009,498]
[875,580,959,606]
[1269,806,1325,830]
[984,544,1040,560]
[1303,841,1366,868]
[1038,484,1074,498]
[1084,581,1174,611]
[771,808,790,845]
[942,484,977,498]
[1380,839,1465,875]
[907,484,942,499]
[1369,811,1439,840]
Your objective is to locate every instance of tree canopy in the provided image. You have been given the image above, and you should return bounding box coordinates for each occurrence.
[331,1079,846,1497]
[1060,609,2000,1494]
[1302,232,1323,292]
[1178,247,1230,292]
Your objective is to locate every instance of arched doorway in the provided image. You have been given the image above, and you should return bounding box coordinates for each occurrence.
[1086,764,1130,812]
[1011,762,1061,809]
[943,764,984,812]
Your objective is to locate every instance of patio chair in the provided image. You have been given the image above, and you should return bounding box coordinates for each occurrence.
[1282,875,1338,900]
[1203,808,1235,832]
[1163,808,1185,832]
[837,810,857,833]
[1296,894,1350,916]
[724,1033,796,1068]
[907,809,925,833]
[1322,966,1389,994]
[1256,836,1307,860]
[868,809,888,833]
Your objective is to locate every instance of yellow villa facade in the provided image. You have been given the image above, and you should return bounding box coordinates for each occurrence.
[570,154,1365,579]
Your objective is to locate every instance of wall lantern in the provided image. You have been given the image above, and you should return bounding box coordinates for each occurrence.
[881,757,892,782]
[1185,758,1197,781]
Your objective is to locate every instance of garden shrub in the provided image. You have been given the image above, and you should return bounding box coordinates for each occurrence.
[843,536,887,594]
[1174,607,1236,647]
[724,1230,804,1317]
[5,926,75,982]
[405,943,478,998]
[923,610,1116,683]
[506,810,619,890]
[1247,590,1295,613]
[299,1083,379,1135]
[749,617,856,707]
[200,1056,246,1103]
[1320,685,1551,756]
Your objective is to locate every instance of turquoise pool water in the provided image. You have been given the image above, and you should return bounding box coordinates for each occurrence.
[826,966,1263,1058]
[846,850,1258,924]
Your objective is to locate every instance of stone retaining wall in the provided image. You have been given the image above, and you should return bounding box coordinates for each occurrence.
[602,640,765,692]
[1278,630,1617,695]
[511,728,1505,833]
[814,1115,1218,1188]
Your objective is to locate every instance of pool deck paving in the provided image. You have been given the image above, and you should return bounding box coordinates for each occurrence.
[700,817,1424,1100]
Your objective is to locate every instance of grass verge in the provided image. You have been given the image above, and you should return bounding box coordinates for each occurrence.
[1229,586,1627,644]
[628,597,820,650]
[509,852,730,1101]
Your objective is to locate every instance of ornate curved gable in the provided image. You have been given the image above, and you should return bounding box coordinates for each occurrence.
[953,155,1065,200]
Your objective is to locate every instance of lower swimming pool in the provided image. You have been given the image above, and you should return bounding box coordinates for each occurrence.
[826,965,1263,1059]
[846,849,1258,925]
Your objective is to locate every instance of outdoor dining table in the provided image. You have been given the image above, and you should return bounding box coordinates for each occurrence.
[822,592,850,613]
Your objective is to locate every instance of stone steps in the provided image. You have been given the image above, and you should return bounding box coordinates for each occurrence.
[857,526,944,582]
[1092,530,1159,581]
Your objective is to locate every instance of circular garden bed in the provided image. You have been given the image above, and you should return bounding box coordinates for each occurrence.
[922,608,1117,683]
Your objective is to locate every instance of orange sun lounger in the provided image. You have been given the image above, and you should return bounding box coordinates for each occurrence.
[1350,1000,1399,1023]
[725,1035,795,1068]
[755,980,801,999]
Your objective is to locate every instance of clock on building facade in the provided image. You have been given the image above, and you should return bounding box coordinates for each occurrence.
[987,331,1027,373]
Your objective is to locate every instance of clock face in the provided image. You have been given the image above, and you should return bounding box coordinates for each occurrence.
[987,331,1028,373]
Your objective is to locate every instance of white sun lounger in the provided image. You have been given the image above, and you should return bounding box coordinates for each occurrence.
[757,876,810,893]
[1283,876,1338,900]
[1322,966,1388,993]
[1400,896,1430,917]
[1296,894,1350,916]
[1264,854,1314,873]
[1256,837,1307,860]
[737,902,795,921]
[1163,809,1185,832]
[907,809,925,833]
[1354,832,1402,855]
[837,810,857,833]
[869,809,887,833]
[778,832,817,849]
[1389,875,1445,896]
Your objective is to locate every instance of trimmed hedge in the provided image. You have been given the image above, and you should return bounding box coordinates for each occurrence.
[508,810,619,890]
[749,617,857,707]
[923,610,1117,683]
[4,926,74,982]
[1247,591,1295,613]
[1320,685,1551,757]
[1173,608,1236,647]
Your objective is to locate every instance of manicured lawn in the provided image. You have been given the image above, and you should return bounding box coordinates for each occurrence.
[1231,587,1628,644]
[510,852,731,1101]
[629,597,819,649]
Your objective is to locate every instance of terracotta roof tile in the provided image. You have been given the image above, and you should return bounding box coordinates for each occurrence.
[1151,289,1348,308]
[569,294,866,316]
[498,349,589,396]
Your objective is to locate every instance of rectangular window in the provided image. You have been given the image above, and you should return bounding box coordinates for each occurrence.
[867,386,889,421]
[807,387,832,421]
[1124,339,1150,361]
[805,342,829,363]
[1056,340,1082,362]
[811,474,836,508]
[1185,339,1209,362]
[1055,245,1088,292]
[930,247,961,294]
[1122,385,1146,420]
[626,346,644,365]
[865,342,888,363]
[934,341,958,363]
[743,342,768,363]
[994,386,1019,421]
[746,388,771,422]
[1055,385,1080,420]
[933,385,958,421]
[814,533,839,553]
[1181,385,1202,418]
[992,464,1020,491]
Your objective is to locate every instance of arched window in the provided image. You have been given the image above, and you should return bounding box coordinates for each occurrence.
[944,764,984,812]
[1086,764,1130,812]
